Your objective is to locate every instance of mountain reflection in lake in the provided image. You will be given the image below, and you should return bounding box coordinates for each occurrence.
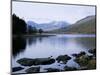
[12,34,96,73]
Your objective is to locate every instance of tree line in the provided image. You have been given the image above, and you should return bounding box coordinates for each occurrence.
[12,14,43,35]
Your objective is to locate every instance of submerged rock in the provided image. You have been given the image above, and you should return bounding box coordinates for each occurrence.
[17,57,55,66]
[12,67,24,72]
[88,49,96,56]
[44,68,61,72]
[72,51,86,58]
[25,67,40,73]
[17,58,36,66]
[72,53,79,57]
[35,58,55,65]
[64,66,77,71]
[56,55,71,64]
[79,51,86,56]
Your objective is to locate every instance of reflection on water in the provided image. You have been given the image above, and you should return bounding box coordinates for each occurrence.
[12,36,26,57]
[12,34,96,72]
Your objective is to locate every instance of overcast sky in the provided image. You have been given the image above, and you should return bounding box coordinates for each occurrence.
[12,1,95,24]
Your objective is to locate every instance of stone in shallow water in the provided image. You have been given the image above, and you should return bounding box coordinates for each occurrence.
[17,57,55,66]
[17,58,35,66]
[72,51,86,58]
[56,55,71,64]
[88,49,96,56]
[79,51,86,56]
[12,67,24,72]
[36,58,55,65]
[64,66,77,71]
[44,68,61,72]
[25,67,40,73]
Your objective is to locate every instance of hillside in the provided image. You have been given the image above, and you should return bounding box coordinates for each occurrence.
[50,15,96,34]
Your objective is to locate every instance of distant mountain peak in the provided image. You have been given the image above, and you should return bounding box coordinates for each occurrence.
[27,20,70,31]
[50,15,96,34]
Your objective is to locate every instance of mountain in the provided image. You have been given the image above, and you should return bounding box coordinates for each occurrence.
[50,15,96,34]
[27,21,70,31]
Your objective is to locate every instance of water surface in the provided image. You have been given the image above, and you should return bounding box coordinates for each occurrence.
[12,34,96,73]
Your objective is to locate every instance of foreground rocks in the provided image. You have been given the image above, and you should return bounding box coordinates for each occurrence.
[73,49,96,70]
[17,58,35,66]
[17,57,55,66]
[13,50,96,73]
[64,66,77,71]
[88,49,96,56]
[72,51,86,58]
[25,67,40,73]
[44,68,61,72]
[12,67,24,72]
[56,55,71,64]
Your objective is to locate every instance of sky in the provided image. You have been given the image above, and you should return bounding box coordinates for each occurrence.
[12,1,95,24]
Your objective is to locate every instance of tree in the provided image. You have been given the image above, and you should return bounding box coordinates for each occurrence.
[27,25,37,34]
[38,29,43,34]
[32,27,37,33]
[12,14,27,35]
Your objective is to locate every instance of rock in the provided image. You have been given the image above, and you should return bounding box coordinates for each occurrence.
[44,68,61,72]
[50,56,53,57]
[17,58,36,66]
[58,64,61,66]
[56,55,71,64]
[72,51,86,58]
[79,51,86,56]
[72,49,96,70]
[88,49,96,56]
[64,66,77,71]
[87,59,96,69]
[72,53,79,57]
[12,67,24,72]
[17,58,55,66]
[25,67,40,73]
[78,59,96,70]
[74,55,89,66]
[88,55,94,60]
[74,54,96,70]
[35,58,55,65]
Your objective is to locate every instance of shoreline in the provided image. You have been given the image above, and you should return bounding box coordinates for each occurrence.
[12,49,96,74]
[13,33,95,37]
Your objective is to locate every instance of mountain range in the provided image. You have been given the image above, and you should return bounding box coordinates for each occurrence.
[49,15,96,34]
[27,21,70,31]
[27,15,96,34]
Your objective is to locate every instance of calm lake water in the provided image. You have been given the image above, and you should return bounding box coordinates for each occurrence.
[12,34,96,73]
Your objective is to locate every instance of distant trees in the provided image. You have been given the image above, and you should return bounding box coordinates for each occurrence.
[12,14,44,35]
[27,26,43,34]
[27,25,37,34]
[12,14,27,35]
[38,29,43,34]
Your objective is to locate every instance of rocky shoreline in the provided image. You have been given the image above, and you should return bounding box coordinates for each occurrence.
[12,49,96,74]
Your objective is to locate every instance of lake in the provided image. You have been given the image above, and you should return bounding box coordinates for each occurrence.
[12,34,96,73]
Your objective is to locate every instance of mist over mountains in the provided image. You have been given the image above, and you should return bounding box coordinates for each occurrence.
[49,15,96,34]
[26,15,96,34]
[27,21,70,31]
